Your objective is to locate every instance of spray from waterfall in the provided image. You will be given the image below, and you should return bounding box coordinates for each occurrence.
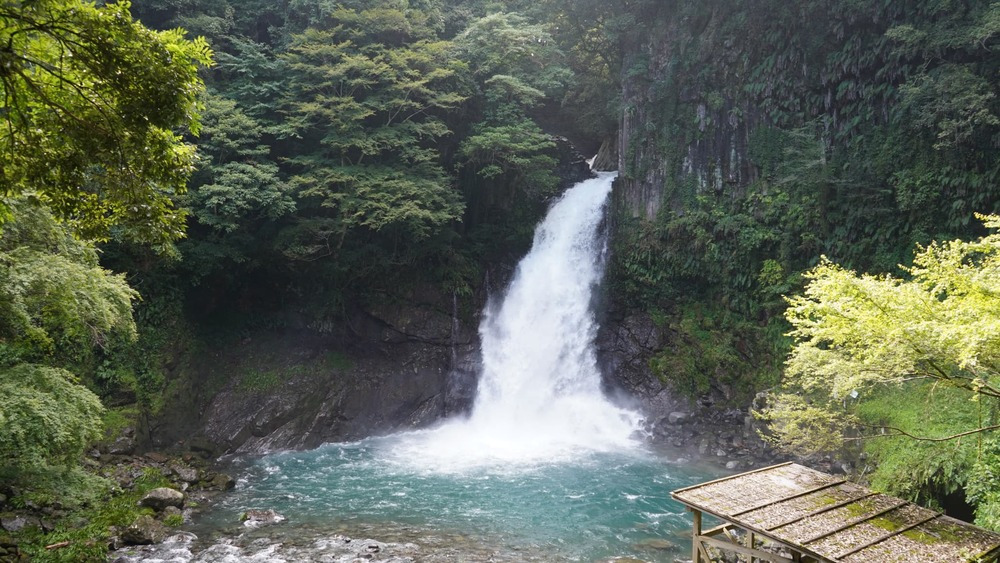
[386,172,644,471]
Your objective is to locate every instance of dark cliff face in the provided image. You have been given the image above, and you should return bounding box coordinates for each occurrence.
[152,297,482,454]
[614,11,759,221]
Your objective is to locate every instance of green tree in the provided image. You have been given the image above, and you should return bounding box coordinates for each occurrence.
[0,365,105,474]
[275,1,465,255]
[455,12,569,195]
[179,93,295,274]
[0,204,138,369]
[0,202,136,488]
[0,0,212,245]
[763,214,1000,526]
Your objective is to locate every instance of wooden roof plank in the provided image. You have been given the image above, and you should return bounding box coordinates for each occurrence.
[799,498,909,544]
[840,516,1000,563]
[763,491,878,532]
[806,503,939,560]
[670,461,794,496]
[732,479,847,517]
[673,463,842,516]
[833,513,941,560]
[771,494,905,545]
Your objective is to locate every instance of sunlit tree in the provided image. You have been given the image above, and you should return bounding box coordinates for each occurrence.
[0,0,212,244]
[763,214,1000,525]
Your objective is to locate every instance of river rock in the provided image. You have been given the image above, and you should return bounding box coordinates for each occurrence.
[208,473,236,491]
[635,537,677,551]
[170,463,199,483]
[140,488,185,511]
[108,436,136,455]
[0,514,41,532]
[240,509,285,528]
[144,452,169,464]
[667,412,689,424]
[122,515,166,545]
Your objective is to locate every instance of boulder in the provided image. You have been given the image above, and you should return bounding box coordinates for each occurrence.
[0,514,41,532]
[144,452,169,464]
[208,473,236,491]
[139,488,185,511]
[170,463,199,483]
[667,412,689,424]
[122,515,166,545]
[107,436,136,455]
[240,509,285,528]
[634,537,677,551]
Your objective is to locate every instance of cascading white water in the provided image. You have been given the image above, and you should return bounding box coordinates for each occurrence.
[388,172,644,471]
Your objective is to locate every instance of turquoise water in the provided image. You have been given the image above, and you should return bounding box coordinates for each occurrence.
[198,435,722,562]
[179,178,725,562]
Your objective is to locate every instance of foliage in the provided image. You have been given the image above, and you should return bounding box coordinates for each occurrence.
[763,216,1000,525]
[969,437,1000,530]
[856,384,980,507]
[0,202,140,505]
[178,91,295,283]
[0,0,213,245]
[605,0,1000,412]
[0,203,138,369]
[454,12,566,195]
[0,364,104,472]
[186,93,294,235]
[649,303,784,401]
[276,3,465,241]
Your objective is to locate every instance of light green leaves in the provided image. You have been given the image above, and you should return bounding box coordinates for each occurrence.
[0,202,137,366]
[0,364,104,470]
[766,215,1000,524]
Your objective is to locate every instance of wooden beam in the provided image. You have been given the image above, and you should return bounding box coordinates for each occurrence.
[703,523,735,537]
[692,509,702,563]
[698,534,796,563]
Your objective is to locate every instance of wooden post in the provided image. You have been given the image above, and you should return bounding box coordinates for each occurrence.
[692,509,703,563]
[748,531,755,563]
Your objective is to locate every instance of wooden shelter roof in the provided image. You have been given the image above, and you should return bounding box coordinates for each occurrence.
[671,462,1000,562]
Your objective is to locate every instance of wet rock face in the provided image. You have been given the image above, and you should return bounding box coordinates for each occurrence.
[197,346,454,454]
[167,298,480,455]
[596,310,781,467]
[596,312,688,416]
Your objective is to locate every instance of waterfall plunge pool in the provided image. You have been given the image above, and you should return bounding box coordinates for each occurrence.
[117,173,728,562]
[182,436,723,562]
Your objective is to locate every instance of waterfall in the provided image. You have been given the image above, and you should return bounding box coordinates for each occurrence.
[388,172,644,471]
